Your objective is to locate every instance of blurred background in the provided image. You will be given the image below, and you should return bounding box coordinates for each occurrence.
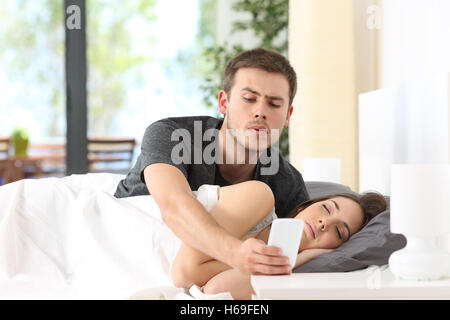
[1,0,450,193]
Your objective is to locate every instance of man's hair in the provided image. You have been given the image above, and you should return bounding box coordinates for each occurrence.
[223,48,297,106]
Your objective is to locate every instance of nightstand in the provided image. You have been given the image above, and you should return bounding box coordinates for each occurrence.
[251,266,450,299]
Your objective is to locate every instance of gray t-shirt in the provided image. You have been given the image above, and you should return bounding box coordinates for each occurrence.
[114,116,309,218]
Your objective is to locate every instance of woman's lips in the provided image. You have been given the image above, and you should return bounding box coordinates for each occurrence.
[306,222,316,239]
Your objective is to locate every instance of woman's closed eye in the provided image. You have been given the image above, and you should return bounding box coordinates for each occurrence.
[323,203,344,240]
[336,226,342,240]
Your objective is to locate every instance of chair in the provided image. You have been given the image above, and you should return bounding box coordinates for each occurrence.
[26,142,66,177]
[87,137,136,174]
[0,137,11,185]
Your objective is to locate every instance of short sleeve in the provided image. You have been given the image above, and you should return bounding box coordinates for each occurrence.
[247,210,277,234]
[139,119,190,183]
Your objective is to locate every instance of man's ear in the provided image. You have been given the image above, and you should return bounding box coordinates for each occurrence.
[218,90,228,116]
[284,105,294,127]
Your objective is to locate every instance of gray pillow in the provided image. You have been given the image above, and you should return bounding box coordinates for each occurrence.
[293,181,406,273]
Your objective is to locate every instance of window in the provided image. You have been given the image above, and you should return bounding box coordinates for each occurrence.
[86,0,217,145]
[0,0,65,143]
[1,0,217,175]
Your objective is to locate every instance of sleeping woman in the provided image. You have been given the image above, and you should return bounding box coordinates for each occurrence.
[170,180,387,299]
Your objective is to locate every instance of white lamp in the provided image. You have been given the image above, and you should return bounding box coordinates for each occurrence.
[389,164,450,280]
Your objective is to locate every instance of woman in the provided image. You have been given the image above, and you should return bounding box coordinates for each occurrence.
[170,180,386,299]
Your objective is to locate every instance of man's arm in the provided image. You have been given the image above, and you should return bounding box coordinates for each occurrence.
[144,163,285,274]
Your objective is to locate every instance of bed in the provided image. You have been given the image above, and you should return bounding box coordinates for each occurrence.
[0,173,405,300]
[0,173,191,299]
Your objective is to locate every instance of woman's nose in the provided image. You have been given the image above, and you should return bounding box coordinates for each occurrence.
[318,218,327,231]
[318,217,335,231]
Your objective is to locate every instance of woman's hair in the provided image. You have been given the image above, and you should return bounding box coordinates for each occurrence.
[287,192,387,230]
[223,48,297,106]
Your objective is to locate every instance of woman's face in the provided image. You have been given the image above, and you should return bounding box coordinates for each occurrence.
[295,197,364,251]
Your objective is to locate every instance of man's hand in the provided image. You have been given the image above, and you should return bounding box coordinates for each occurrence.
[231,238,291,275]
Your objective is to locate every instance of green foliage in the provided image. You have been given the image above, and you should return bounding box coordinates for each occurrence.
[200,0,290,158]
[11,126,30,156]
[196,0,218,47]
[232,0,289,53]
[11,126,30,140]
[200,44,244,109]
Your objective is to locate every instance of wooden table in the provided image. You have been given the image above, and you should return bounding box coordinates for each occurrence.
[0,138,136,184]
[2,154,66,184]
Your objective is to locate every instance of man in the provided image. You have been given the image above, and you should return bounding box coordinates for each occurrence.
[115,48,309,275]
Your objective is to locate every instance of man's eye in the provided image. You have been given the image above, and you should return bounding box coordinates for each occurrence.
[269,103,281,108]
[243,97,255,102]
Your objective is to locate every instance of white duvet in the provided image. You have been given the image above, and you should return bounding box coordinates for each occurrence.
[0,173,232,300]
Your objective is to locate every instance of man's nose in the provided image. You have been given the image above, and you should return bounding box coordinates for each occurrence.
[252,101,267,120]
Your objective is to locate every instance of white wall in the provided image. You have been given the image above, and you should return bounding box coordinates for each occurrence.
[359,73,450,195]
[288,0,359,189]
[380,0,450,88]
[358,0,450,194]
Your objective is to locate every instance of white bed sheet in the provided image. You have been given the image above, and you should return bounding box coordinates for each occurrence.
[0,173,231,299]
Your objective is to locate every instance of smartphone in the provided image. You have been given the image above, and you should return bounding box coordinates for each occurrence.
[267,218,304,269]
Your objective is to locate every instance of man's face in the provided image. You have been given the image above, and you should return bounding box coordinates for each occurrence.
[218,67,293,152]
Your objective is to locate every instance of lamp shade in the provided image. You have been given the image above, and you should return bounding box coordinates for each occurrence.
[390,164,450,236]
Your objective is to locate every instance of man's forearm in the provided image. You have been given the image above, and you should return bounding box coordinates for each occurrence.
[160,192,241,266]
